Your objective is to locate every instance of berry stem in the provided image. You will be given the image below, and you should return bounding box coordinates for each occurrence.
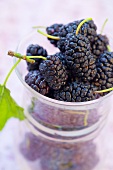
[95,87,113,93]
[8,51,47,63]
[37,29,60,40]
[100,18,108,34]
[107,45,111,52]
[8,51,35,63]
[26,56,47,60]
[32,26,46,29]
[76,18,92,35]
[3,59,21,86]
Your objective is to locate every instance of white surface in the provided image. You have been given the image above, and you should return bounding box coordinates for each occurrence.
[0,119,19,170]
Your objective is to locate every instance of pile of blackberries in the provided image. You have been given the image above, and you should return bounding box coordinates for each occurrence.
[25,18,113,102]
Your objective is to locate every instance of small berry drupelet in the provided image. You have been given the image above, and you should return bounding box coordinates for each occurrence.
[53,81,99,102]
[55,52,67,66]
[91,34,109,57]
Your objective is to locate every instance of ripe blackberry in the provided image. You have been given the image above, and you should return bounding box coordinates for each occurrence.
[39,54,68,90]
[26,44,48,71]
[46,20,81,49]
[57,20,80,52]
[93,51,113,90]
[53,81,99,102]
[59,19,97,41]
[91,34,109,57]
[25,70,49,95]
[64,33,97,81]
[46,23,63,47]
[57,19,97,52]
[79,20,97,42]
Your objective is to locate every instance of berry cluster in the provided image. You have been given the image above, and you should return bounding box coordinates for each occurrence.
[25,18,113,102]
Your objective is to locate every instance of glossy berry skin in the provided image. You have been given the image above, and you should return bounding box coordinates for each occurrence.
[64,33,97,82]
[47,19,97,51]
[53,81,98,102]
[46,23,63,47]
[93,51,113,90]
[57,20,81,52]
[59,19,97,41]
[39,54,68,90]
[79,20,97,42]
[55,52,67,66]
[91,34,109,57]
[26,44,48,71]
[59,20,80,37]
[25,70,49,95]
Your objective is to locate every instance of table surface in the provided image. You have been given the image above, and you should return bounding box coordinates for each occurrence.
[0,0,113,169]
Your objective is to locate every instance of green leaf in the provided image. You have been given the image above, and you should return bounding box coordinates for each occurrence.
[0,84,25,130]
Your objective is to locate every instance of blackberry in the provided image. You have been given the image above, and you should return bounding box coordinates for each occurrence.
[91,34,109,57]
[59,20,97,41]
[25,70,49,95]
[57,19,97,52]
[57,20,80,52]
[26,44,48,71]
[64,33,97,81]
[53,81,99,102]
[46,23,63,47]
[39,54,68,90]
[93,51,113,90]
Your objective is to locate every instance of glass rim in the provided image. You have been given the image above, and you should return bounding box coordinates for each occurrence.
[14,29,113,107]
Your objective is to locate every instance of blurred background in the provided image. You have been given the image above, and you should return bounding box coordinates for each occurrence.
[0,0,113,169]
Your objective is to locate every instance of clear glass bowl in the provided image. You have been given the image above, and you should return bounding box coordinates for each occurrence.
[14,30,113,170]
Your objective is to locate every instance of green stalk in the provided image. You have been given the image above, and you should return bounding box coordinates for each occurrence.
[3,59,21,86]
[76,18,92,35]
[107,45,111,52]
[32,26,46,29]
[95,87,113,93]
[27,56,47,60]
[37,29,60,40]
[100,18,108,34]
[8,51,47,62]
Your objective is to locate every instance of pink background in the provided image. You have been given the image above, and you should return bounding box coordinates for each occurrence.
[0,0,113,169]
